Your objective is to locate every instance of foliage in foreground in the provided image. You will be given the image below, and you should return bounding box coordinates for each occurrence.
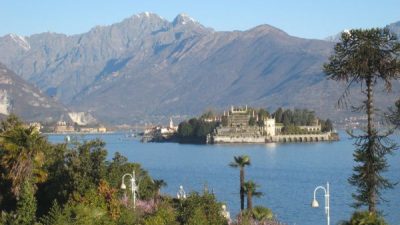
[233,206,280,225]
[174,192,228,225]
[339,211,388,225]
[0,115,241,225]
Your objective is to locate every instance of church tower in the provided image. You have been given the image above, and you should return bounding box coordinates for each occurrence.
[169,117,174,129]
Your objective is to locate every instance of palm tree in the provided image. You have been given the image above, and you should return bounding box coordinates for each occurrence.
[0,125,48,197]
[229,155,251,211]
[152,179,167,204]
[0,114,23,133]
[323,28,400,213]
[251,206,273,222]
[243,180,263,210]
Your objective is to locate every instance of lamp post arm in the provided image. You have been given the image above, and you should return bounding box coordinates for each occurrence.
[122,173,133,184]
[313,183,330,225]
[313,186,327,200]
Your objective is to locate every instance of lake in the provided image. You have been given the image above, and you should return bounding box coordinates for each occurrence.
[47,132,400,225]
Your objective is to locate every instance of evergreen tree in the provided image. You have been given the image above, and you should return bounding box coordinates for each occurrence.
[272,108,283,123]
[248,117,256,126]
[324,28,400,213]
[339,211,388,225]
[257,109,269,119]
[321,119,333,132]
[178,121,193,137]
[13,181,37,225]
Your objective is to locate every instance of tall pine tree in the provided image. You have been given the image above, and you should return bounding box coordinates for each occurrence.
[324,28,400,213]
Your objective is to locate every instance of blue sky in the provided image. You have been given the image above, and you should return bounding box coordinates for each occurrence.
[0,0,399,39]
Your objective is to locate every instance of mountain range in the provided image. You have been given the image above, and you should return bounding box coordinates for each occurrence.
[0,12,399,124]
[0,62,69,122]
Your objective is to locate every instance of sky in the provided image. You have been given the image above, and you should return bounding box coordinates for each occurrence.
[0,0,399,39]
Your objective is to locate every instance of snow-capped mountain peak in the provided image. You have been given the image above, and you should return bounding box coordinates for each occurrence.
[173,13,197,26]
[134,11,163,19]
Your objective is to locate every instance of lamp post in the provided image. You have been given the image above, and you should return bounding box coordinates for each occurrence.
[121,170,138,208]
[221,204,231,221]
[177,185,186,199]
[311,182,330,225]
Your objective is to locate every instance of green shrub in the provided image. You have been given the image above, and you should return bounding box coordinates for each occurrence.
[175,192,228,225]
[144,202,178,225]
[339,211,388,225]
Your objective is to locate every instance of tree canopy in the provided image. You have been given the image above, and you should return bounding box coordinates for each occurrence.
[0,115,239,225]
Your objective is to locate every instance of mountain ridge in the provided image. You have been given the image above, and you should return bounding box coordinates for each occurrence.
[0,62,70,122]
[0,13,399,124]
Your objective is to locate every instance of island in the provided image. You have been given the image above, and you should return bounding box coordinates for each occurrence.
[142,106,339,144]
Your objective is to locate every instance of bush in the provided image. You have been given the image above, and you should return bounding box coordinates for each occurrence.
[116,206,142,225]
[251,206,273,221]
[144,202,178,225]
[174,192,228,225]
[233,206,282,225]
[339,211,388,225]
[40,201,114,225]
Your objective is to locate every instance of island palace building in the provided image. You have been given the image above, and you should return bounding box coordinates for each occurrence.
[207,106,334,144]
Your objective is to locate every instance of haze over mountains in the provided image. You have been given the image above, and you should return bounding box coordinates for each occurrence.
[0,12,399,124]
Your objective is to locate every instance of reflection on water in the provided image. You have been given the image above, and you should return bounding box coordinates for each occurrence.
[264,143,277,149]
[47,132,400,225]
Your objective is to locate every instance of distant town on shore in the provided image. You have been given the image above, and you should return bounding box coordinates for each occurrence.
[20,104,379,146]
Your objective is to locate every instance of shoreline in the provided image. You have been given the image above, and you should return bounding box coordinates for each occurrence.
[43,131,117,135]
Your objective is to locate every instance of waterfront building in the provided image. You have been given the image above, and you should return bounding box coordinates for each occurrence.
[80,127,97,133]
[54,121,75,133]
[211,106,266,143]
[141,118,178,142]
[98,126,107,133]
[298,118,321,132]
[203,117,221,122]
[79,126,108,133]
[264,117,276,136]
[299,125,321,132]
[209,106,336,144]
[275,123,284,134]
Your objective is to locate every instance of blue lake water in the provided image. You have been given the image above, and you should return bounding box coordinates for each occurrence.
[47,132,400,225]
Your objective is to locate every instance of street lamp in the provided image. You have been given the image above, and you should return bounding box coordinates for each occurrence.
[221,204,231,221]
[311,182,330,225]
[121,170,138,208]
[177,185,186,199]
